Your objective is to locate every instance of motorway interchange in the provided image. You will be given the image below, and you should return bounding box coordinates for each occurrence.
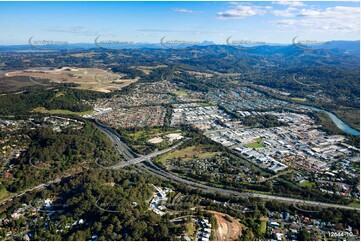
[0,121,358,212]
[95,121,360,212]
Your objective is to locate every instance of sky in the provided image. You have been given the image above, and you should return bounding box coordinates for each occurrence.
[0,1,359,45]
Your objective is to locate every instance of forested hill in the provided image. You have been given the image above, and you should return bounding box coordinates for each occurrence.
[0,41,359,112]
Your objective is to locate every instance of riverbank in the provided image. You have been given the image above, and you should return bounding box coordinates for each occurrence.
[301,105,360,136]
[333,107,360,131]
[246,83,360,135]
[311,111,359,147]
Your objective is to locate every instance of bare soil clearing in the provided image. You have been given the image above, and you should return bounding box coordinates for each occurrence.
[208,210,245,241]
[6,67,139,93]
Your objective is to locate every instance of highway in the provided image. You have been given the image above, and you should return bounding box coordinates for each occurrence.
[94,120,188,168]
[97,139,188,169]
[95,122,359,211]
[94,120,135,160]
[113,139,187,168]
[3,122,357,212]
[138,162,359,211]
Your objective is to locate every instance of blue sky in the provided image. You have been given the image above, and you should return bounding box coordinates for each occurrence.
[0,1,359,45]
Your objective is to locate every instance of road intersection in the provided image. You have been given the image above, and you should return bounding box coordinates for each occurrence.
[95,122,359,211]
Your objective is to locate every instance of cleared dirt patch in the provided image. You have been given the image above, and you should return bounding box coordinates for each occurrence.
[165,133,183,142]
[208,210,245,241]
[6,67,139,93]
[148,137,163,144]
[130,65,168,75]
[156,145,220,163]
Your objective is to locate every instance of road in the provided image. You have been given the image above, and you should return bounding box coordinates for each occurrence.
[259,170,294,183]
[137,162,359,211]
[292,73,320,87]
[0,171,84,205]
[98,139,188,169]
[94,120,135,160]
[94,122,359,211]
[3,122,357,212]
[94,120,189,168]
[79,122,360,211]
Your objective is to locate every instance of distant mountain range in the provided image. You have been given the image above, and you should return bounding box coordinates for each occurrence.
[319,40,360,53]
[0,40,359,55]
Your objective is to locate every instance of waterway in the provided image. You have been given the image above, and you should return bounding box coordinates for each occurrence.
[301,105,360,136]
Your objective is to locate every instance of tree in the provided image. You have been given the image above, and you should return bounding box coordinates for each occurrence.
[298,230,311,241]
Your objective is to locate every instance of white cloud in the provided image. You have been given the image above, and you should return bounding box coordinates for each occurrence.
[271,7,298,17]
[271,6,360,33]
[172,8,203,14]
[272,1,304,7]
[217,5,267,19]
[216,2,359,34]
[46,26,106,36]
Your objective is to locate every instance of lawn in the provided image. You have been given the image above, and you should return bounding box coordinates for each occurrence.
[127,129,160,140]
[299,181,316,188]
[197,102,215,107]
[348,202,360,208]
[32,107,93,116]
[156,145,220,163]
[254,137,262,142]
[184,222,196,238]
[260,221,267,235]
[291,97,307,102]
[245,142,264,148]
[126,128,181,141]
[173,89,188,97]
[0,187,10,201]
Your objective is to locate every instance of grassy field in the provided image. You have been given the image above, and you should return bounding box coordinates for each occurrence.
[0,187,10,201]
[173,89,188,97]
[299,181,316,188]
[156,145,220,163]
[130,65,168,75]
[32,107,93,116]
[126,128,182,141]
[245,142,264,148]
[184,222,196,239]
[348,202,360,208]
[126,129,161,140]
[260,221,267,235]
